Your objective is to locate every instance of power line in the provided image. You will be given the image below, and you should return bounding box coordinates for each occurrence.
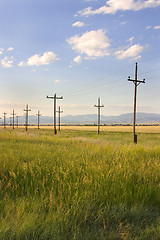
[64,63,134,96]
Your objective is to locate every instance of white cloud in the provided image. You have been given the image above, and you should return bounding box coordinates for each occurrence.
[84,0,99,2]
[120,21,127,25]
[154,25,160,29]
[72,21,85,27]
[54,79,62,83]
[114,44,145,60]
[78,0,160,16]
[146,25,151,29]
[67,29,111,58]
[18,51,59,67]
[128,36,134,43]
[0,48,4,55]
[1,56,13,68]
[7,47,14,51]
[73,55,82,64]
[18,61,25,67]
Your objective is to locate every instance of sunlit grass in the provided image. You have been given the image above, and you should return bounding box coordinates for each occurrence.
[1,125,160,133]
[0,128,160,239]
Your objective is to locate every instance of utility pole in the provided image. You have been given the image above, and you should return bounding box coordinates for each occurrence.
[46,94,63,135]
[9,117,12,128]
[36,110,41,129]
[94,97,104,134]
[11,110,16,129]
[24,104,31,131]
[16,116,19,128]
[128,62,145,144]
[56,106,63,131]
[3,112,7,128]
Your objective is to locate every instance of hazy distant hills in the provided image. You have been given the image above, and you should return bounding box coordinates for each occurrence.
[5,113,160,125]
[60,113,160,124]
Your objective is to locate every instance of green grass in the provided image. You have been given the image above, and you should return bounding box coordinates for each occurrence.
[0,128,160,239]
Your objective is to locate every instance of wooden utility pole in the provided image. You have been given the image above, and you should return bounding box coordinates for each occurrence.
[9,117,12,128]
[24,104,31,131]
[16,116,19,128]
[128,62,145,144]
[46,94,63,135]
[94,97,104,134]
[56,106,63,131]
[36,110,41,129]
[11,110,16,129]
[3,112,7,128]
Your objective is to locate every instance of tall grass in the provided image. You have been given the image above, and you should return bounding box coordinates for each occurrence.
[0,128,160,239]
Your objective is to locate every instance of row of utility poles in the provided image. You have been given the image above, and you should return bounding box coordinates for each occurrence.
[94,62,145,143]
[1,105,63,132]
[1,63,145,143]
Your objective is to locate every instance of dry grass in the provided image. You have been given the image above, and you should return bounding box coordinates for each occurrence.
[1,125,160,133]
[0,128,160,239]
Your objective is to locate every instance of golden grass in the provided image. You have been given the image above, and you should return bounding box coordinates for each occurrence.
[60,125,160,133]
[1,125,160,133]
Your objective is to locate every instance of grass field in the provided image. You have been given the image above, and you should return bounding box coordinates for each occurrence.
[0,127,160,239]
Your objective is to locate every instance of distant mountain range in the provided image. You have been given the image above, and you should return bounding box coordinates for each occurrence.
[4,113,160,125]
[60,113,160,124]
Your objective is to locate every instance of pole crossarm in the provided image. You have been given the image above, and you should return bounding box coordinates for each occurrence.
[94,104,104,108]
[56,110,63,114]
[128,76,145,85]
[36,111,41,117]
[47,96,63,100]
[24,107,31,112]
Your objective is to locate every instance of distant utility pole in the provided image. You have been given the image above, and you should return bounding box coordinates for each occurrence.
[56,106,63,131]
[9,117,12,128]
[3,112,7,128]
[11,110,16,129]
[46,93,63,135]
[94,97,104,134]
[36,110,41,129]
[24,104,31,131]
[16,116,19,128]
[128,62,145,144]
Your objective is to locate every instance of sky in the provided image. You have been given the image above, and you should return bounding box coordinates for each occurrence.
[0,0,160,119]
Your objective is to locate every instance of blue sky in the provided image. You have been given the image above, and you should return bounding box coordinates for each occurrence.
[0,0,160,118]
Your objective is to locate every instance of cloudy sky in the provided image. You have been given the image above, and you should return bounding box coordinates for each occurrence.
[0,0,160,118]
